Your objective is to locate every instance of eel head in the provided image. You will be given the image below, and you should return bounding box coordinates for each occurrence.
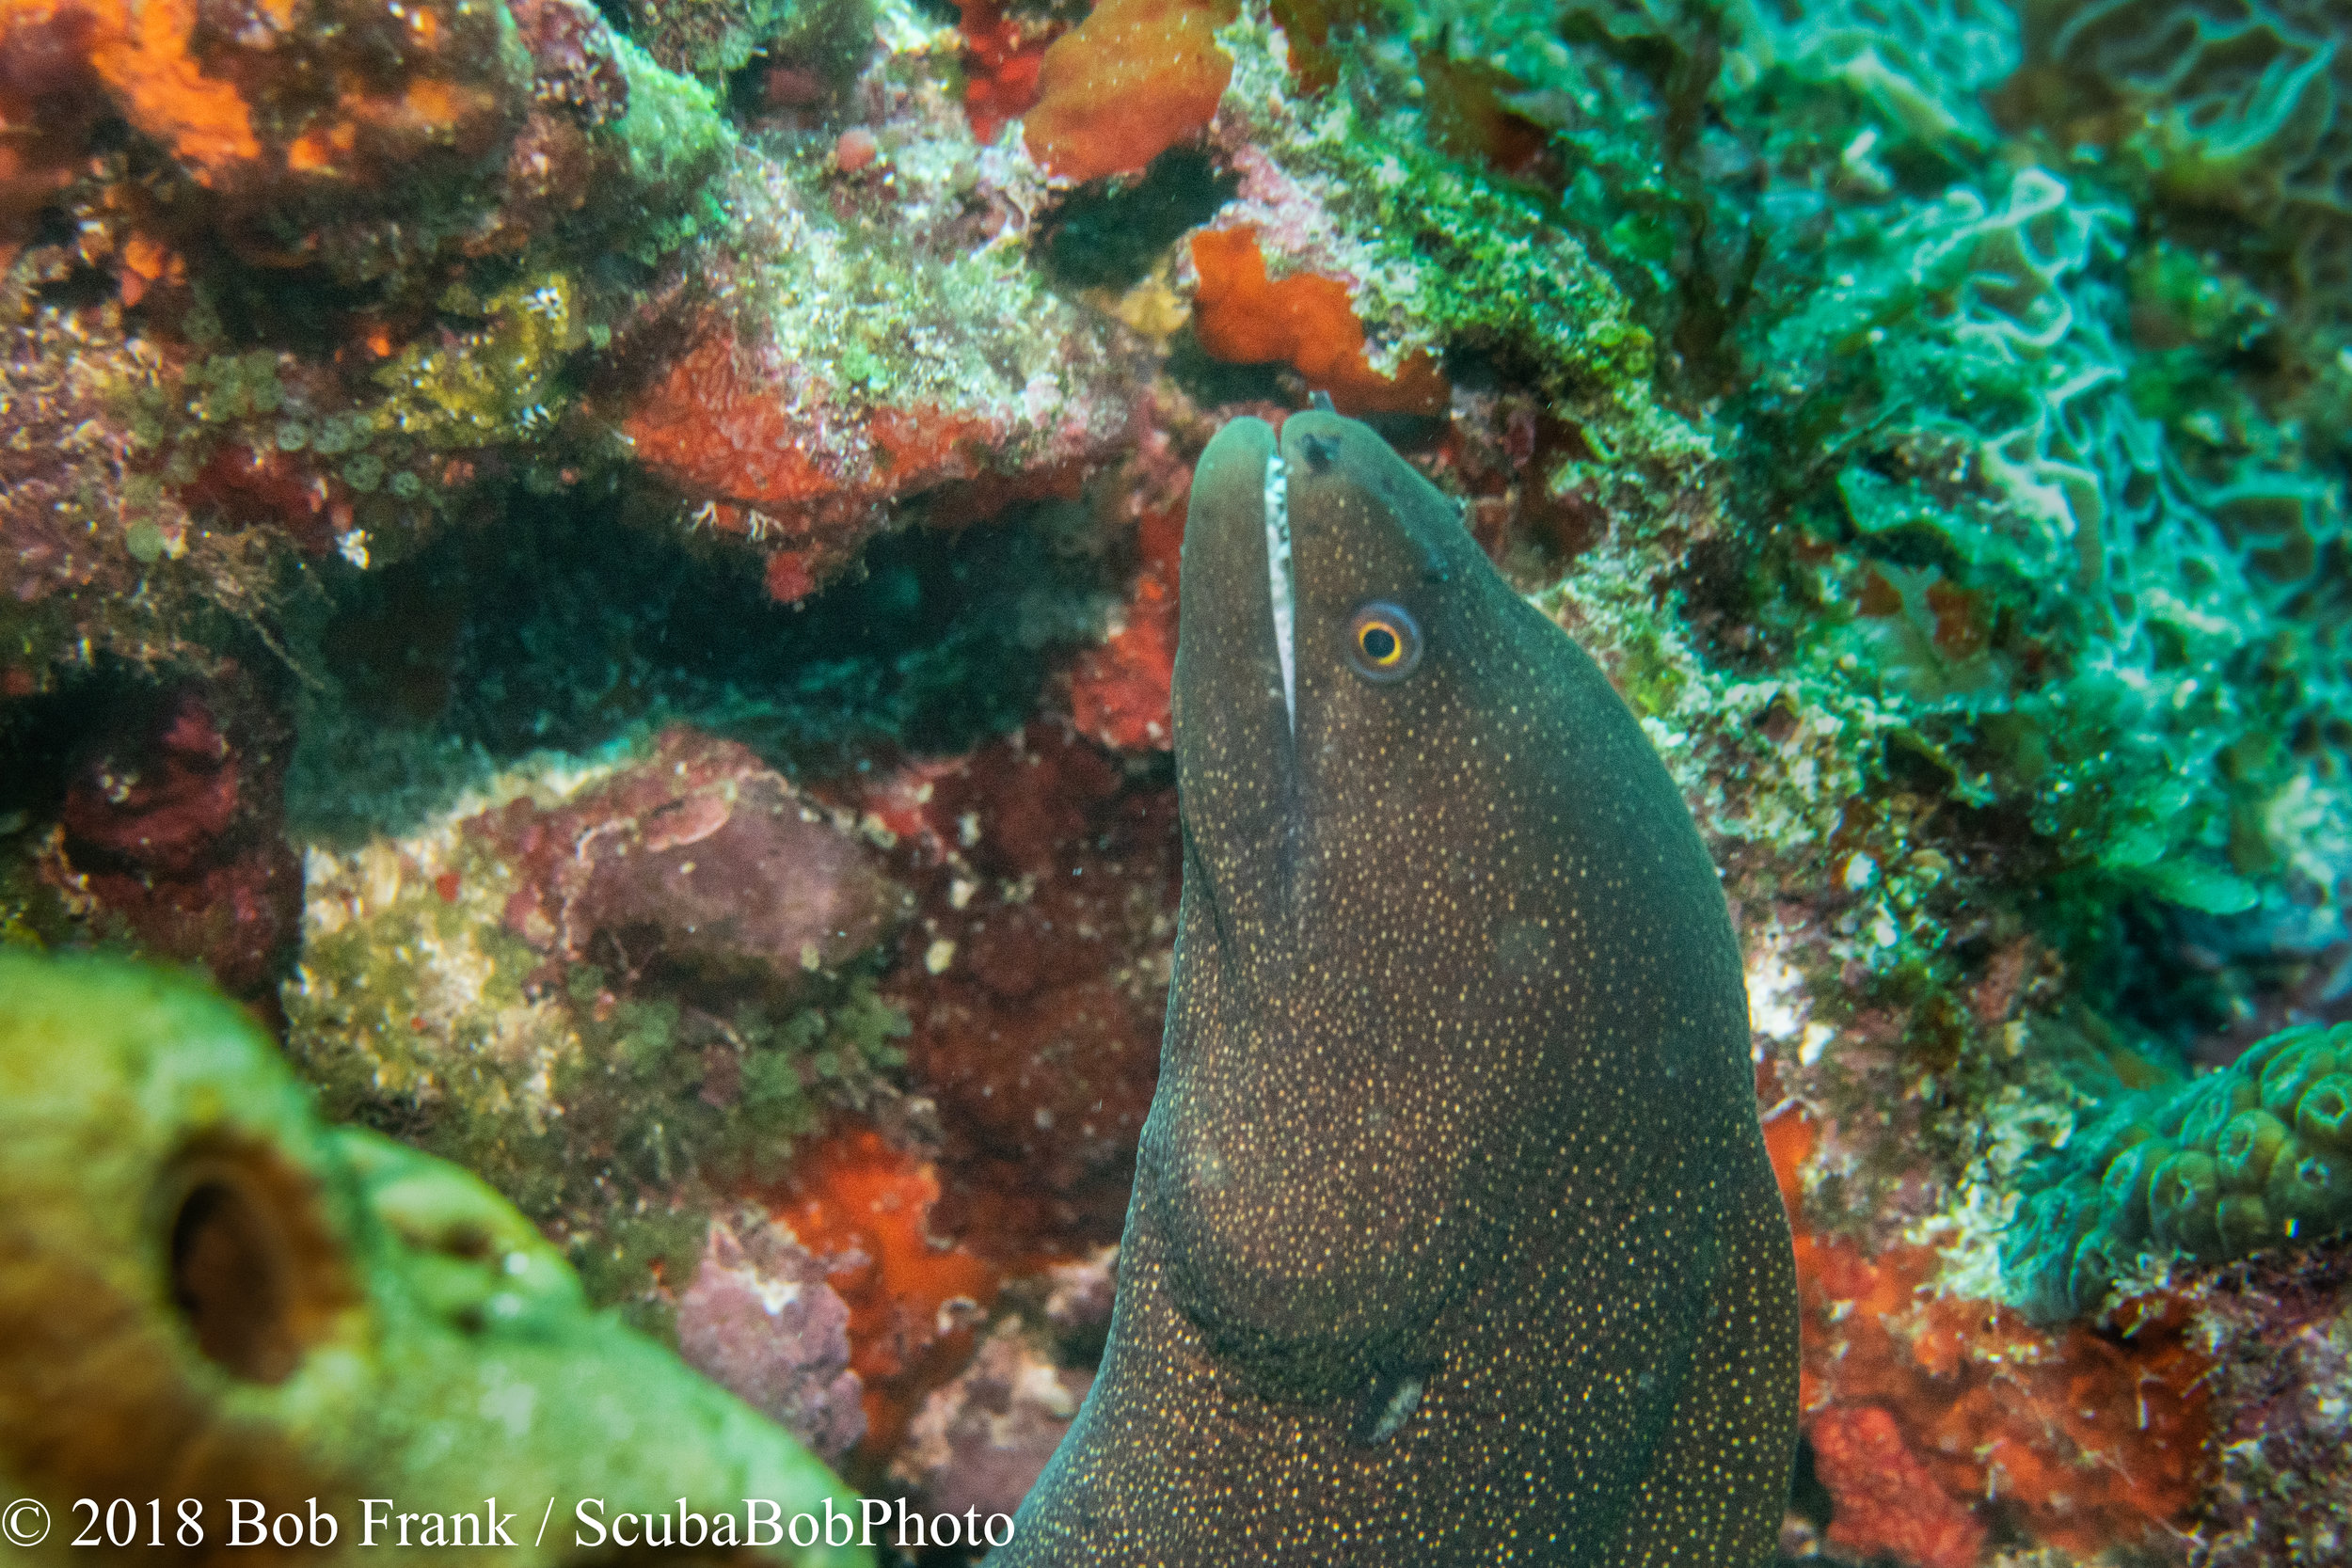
[1148,409,1655,1402]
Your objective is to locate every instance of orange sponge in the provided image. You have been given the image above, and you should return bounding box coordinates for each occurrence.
[1023,0,1236,184]
[1190,225,1449,416]
[772,1125,1005,1464]
[1,0,258,182]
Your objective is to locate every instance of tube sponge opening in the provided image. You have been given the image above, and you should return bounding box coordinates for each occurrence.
[0,949,872,1567]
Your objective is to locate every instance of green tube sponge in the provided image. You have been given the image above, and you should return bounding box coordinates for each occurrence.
[2006,1021,2352,1320]
[0,950,870,1566]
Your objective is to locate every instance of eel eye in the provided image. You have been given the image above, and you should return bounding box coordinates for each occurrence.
[1345,602,1422,682]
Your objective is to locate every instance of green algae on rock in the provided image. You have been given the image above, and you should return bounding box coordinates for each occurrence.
[283,728,913,1318]
[2006,1021,2352,1322]
[0,948,870,1566]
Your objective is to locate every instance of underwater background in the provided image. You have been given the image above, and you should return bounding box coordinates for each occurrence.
[0,0,2347,1560]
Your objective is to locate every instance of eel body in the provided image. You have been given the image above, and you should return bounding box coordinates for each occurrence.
[1000,411,1798,1564]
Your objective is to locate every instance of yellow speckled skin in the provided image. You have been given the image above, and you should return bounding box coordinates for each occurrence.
[1000,413,1798,1564]
[0,950,868,1568]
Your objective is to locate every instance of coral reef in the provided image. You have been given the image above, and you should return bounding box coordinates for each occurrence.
[614,127,1145,599]
[1188,225,1448,415]
[2187,1252,2352,1567]
[851,722,1178,1253]
[1065,498,1183,750]
[958,0,1059,146]
[39,673,301,999]
[1804,1404,1986,1568]
[0,948,867,1565]
[0,0,731,683]
[1771,1105,2211,1562]
[279,490,1121,843]
[612,0,869,86]
[887,1318,1093,1521]
[284,727,914,1312]
[2,0,2347,1552]
[766,1125,1004,1465]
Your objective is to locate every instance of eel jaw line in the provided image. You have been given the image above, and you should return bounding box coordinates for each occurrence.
[1264,451,1295,733]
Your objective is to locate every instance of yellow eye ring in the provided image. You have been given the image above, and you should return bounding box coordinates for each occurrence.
[1345,602,1422,682]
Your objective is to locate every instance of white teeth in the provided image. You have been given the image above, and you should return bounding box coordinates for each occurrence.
[1263,451,1295,733]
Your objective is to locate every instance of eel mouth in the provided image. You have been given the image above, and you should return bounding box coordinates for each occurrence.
[1263,447,1295,733]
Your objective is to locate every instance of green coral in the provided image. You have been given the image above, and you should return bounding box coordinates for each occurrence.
[1340,0,2352,919]
[2005,1022,2352,1321]
[2025,0,2352,336]
[606,36,738,255]
[1743,160,2327,914]
[0,949,868,1566]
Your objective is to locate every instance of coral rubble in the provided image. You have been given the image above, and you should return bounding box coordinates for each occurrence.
[677,1208,869,1463]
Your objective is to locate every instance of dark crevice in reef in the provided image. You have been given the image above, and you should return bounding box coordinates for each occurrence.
[1161,325,1292,409]
[285,483,1115,843]
[1037,145,1238,293]
[0,663,135,829]
[2093,896,2352,1069]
